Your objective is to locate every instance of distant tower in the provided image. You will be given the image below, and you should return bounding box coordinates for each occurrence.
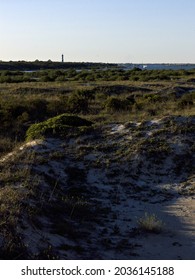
[62,54,64,63]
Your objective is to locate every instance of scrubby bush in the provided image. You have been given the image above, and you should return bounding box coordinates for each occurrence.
[177,92,194,109]
[105,97,131,112]
[46,98,67,117]
[144,93,163,103]
[26,114,93,140]
[76,89,95,101]
[28,99,48,121]
[67,93,89,114]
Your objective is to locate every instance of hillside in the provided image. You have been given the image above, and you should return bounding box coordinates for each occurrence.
[0,115,194,259]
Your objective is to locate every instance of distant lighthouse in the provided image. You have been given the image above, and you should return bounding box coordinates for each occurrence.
[62,54,64,63]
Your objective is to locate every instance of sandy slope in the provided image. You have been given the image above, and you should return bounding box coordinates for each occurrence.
[0,116,194,259]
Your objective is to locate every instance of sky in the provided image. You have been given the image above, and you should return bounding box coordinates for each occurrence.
[0,0,195,63]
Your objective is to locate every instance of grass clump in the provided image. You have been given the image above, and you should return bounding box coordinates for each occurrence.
[105,97,131,112]
[26,114,93,141]
[138,212,164,233]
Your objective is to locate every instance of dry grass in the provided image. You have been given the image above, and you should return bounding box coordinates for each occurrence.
[138,212,164,233]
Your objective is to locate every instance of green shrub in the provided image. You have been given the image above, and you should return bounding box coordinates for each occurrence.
[29,99,48,120]
[67,93,89,113]
[26,114,93,140]
[177,93,194,109]
[76,89,95,101]
[105,97,131,112]
[144,93,162,103]
[46,98,67,117]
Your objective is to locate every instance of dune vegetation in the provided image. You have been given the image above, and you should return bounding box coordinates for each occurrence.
[0,67,194,259]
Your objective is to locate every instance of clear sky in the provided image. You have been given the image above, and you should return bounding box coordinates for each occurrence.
[1,0,195,63]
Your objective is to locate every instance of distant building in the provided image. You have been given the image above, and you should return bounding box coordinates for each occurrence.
[62,54,64,63]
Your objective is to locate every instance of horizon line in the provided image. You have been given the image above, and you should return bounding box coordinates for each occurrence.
[1,60,195,65]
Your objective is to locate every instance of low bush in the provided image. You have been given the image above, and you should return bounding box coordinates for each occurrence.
[177,92,194,109]
[105,97,131,112]
[67,93,89,114]
[26,114,93,140]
